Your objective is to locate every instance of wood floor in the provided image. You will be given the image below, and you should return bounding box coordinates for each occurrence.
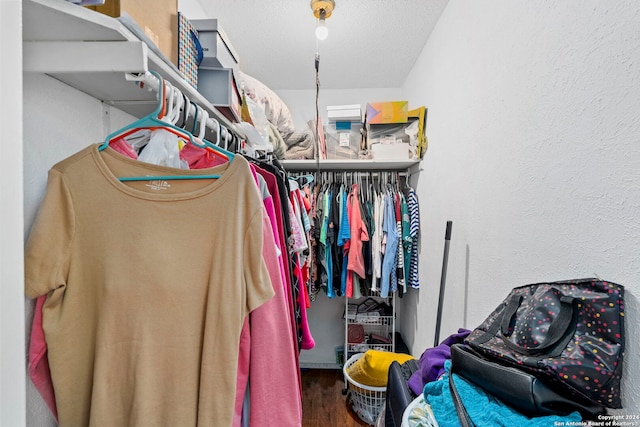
[302,369,372,427]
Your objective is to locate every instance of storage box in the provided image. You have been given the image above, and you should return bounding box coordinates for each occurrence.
[197,67,241,123]
[325,121,363,159]
[327,104,362,122]
[367,122,415,160]
[366,101,408,124]
[88,0,178,66]
[191,19,239,72]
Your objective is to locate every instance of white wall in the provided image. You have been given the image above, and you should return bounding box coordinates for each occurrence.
[23,73,137,426]
[400,0,640,413]
[1,1,25,425]
[176,0,208,20]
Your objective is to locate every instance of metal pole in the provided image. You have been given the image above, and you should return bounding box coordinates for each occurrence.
[434,221,453,347]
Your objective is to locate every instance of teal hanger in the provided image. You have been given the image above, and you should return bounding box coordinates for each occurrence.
[99,70,225,181]
[119,174,220,182]
[293,173,315,187]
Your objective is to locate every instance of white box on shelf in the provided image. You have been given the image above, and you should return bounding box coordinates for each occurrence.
[370,142,411,160]
[327,104,362,122]
[191,19,239,72]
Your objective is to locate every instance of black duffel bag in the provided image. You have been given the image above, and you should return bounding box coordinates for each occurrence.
[465,278,625,408]
[450,344,605,419]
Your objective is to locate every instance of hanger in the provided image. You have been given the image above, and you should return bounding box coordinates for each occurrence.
[178,104,233,166]
[293,173,314,187]
[166,83,183,126]
[175,92,188,128]
[100,71,223,182]
[190,101,200,135]
[203,115,236,161]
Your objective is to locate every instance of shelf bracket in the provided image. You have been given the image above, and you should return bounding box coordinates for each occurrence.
[23,41,148,74]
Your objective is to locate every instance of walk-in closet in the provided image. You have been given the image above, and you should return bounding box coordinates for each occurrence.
[2,1,640,426]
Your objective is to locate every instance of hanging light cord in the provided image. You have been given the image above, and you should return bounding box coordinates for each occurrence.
[315,50,321,173]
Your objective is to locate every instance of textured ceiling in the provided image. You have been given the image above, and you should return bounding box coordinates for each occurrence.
[189,0,449,90]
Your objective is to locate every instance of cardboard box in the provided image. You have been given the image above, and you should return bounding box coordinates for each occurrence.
[197,67,241,123]
[191,19,239,72]
[325,121,363,159]
[88,0,178,66]
[366,101,408,124]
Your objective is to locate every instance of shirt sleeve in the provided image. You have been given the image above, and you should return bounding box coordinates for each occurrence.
[242,208,275,314]
[25,169,75,299]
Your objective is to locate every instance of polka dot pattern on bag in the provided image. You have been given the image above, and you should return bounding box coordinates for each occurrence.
[465,279,625,408]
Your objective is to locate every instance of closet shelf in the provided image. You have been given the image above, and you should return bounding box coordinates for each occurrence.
[22,0,237,132]
[280,159,420,172]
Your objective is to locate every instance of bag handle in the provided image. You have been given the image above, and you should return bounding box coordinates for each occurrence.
[449,372,475,427]
[499,292,576,356]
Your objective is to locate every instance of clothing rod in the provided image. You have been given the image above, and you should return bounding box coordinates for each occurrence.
[125,72,242,145]
[288,170,409,178]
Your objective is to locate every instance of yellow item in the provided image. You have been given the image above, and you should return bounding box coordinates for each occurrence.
[346,350,414,387]
[408,106,428,159]
[240,91,254,125]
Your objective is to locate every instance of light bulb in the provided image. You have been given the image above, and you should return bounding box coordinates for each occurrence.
[315,18,328,40]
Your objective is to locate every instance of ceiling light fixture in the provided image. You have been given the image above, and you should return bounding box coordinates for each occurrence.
[311,0,335,41]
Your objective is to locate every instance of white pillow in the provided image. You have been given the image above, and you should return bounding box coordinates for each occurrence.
[238,71,295,140]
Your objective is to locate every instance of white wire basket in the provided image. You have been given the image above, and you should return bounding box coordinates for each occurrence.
[343,353,387,425]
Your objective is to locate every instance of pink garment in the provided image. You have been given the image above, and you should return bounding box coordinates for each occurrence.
[294,257,315,350]
[287,197,307,253]
[232,164,301,426]
[248,212,302,426]
[252,167,298,350]
[286,195,315,348]
[179,142,228,168]
[262,196,297,357]
[293,188,312,305]
[28,296,58,420]
[347,183,369,279]
[233,319,251,427]
[261,190,302,394]
[110,137,139,159]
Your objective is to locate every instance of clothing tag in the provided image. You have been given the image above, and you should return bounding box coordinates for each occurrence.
[339,132,350,147]
[145,179,171,191]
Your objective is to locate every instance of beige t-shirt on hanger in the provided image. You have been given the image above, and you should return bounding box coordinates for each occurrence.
[25,145,274,427]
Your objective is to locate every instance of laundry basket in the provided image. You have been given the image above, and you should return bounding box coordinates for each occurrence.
[343,353,387,425]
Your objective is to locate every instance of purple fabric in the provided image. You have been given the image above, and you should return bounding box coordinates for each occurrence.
[407,328,471,395]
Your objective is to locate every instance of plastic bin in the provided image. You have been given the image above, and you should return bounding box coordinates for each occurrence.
[325,121,363,159]
[343,353,387,425]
